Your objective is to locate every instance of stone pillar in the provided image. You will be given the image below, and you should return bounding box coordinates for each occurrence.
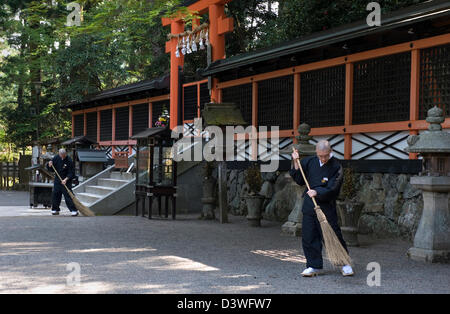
[281,123,316,236]
[407,176,450,262]
[405,106,450,263]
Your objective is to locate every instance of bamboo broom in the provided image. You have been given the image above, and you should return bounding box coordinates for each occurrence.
[293,148,352,267]
[51,165,95,217]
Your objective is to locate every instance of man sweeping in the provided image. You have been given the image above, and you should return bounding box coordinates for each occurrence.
[290,140,353,277]
[47,148,78,216]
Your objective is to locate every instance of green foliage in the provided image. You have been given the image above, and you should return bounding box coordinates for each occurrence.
[341,167,357,201]
[225,0,425,56]
[0,0,180,152]
[245,163,263,195]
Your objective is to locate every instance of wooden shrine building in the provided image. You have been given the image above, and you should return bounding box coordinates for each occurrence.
[66,0,450,174]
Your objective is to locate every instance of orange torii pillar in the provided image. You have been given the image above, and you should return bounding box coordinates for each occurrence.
[162,0,234,129]
[208,2,234,102]
[163,19,185,129]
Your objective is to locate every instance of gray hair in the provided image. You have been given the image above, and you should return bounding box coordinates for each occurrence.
[59,148,67,155]
[316,140,331,152]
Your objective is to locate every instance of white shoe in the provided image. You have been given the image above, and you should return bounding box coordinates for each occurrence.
[301,267,321,277]
[341,265,354,276]
[71,211,79,217]
[51,210,59,215]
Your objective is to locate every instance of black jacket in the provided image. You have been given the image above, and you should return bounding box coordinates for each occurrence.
[289,155,343,216]
[47,155,75,185]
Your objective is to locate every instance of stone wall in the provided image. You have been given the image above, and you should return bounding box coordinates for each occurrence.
[226,169,424,241]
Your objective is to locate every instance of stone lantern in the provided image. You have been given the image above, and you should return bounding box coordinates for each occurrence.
[202,102,247,223]
[281,123,316,236]
[404,106,450,263]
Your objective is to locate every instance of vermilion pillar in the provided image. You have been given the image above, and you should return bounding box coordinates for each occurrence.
[209,3,233,102]
[167,20,185,129]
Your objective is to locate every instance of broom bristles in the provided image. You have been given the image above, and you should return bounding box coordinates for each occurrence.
[315,206,352,267]
[67,189,95,217]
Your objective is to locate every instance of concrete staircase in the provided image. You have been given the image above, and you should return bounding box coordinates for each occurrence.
[64,166,136,215]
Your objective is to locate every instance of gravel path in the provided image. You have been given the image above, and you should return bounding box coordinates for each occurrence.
[0,192,449,294]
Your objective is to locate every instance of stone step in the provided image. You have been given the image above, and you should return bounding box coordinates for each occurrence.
[75,192,101,204]
[98,178,129,188]
[110,172,135,181]
[85,185,116,196]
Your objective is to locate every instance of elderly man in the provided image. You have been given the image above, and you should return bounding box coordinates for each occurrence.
[47,148,78,216]
[290,140,353,277]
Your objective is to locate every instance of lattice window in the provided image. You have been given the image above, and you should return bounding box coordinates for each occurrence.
[353,52,411,124]
[420,43,450,119]
[351,131,410,160]
[183,85,197,121]
[258,75,293,130]
[222,84,252,126]
[300,65,345,128]
[73,114,84,137]
[152,100,169,126]
[100,109,112,141]
[115,107,129,140]
[85,112,97,141]
[132,103,149,135]
[199,82,210,113]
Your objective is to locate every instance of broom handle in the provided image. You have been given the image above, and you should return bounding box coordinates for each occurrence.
[292,148,319,208]
[51,164,72,195]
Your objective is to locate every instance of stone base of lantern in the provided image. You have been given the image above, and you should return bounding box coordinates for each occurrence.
[281,221,302,237]
[407,247,450,263]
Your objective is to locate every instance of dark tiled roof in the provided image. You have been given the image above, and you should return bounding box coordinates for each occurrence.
[65,73,170,109]
[202,0,450,76]
[61,135,97,146]
[130,126,171,139]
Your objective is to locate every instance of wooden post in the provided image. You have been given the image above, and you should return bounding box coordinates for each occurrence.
[197,83,201,118]
[344,63,354,160]
[6,161,10,190]
[0,162,3,189]
[83,112,87,136]
[97,111,101,144]
[218,160,228,223]
[72,115,75,138]
[149,102,153,128]
[112,108,116,142]
[293,73,300,143]
[129,105,133,138]
[13,161,17,189]
[251,81,258,161]
[409,49,420,160]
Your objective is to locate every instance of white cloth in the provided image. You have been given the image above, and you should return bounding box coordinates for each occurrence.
[319,153,333,167]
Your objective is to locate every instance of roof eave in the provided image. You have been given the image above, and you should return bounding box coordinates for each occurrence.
[201,1,450,76]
